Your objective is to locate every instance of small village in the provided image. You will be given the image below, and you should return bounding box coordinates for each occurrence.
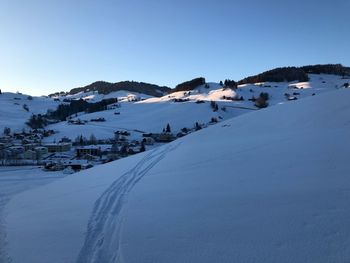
[0,121,212,174]
[0,127,180,173]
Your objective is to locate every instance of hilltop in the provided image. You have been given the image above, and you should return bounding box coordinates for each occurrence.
[51,81,171,98]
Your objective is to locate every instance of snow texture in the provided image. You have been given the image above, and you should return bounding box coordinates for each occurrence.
[0,167,63,262]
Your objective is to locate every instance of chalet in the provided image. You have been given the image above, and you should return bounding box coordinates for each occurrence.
[23,143,40,151]
[24,150,37,160]
[5,146,25,160]
[44,143,72,153]
[173,98,189,103]
[81,154,99,161]
[176,132,186,138]
[115,130,130,136]
[129,140,140,147]
[8,146,24,153]
[68,119,87,125]
[44,162,64,171]
[76,146,101,158]
[107,103,120,110]
[90,117,106,122]
[62,160,92,171]
[142,137,155,145]
[22,138,35,145]
[13,133,25,140]
[127,94,140,102]
[0,136,12,144]
[34,146,49,159]
[107,152,119,161]
[156,133,175,142]
[114,131,130,142]
[43,153,72,164]
[59,136,72,143]
[27,133,43,141]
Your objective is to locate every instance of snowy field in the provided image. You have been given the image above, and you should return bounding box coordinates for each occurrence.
[3,88,350,263]
[0,167,64,262]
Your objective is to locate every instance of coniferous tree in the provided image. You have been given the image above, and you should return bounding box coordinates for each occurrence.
[195,122,201,131]
[140,142,146,152]
[3,127,11,136]
[89,134,97,145]
[166,123,171,133]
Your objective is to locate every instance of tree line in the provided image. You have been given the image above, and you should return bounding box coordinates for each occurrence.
[27,98,118,129]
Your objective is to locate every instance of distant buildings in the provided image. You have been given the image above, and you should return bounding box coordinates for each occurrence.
[142,133,175,143]
[44,143,72,153]
[76,146,101,158]
[0,124,177,170]
[23,147,49,161]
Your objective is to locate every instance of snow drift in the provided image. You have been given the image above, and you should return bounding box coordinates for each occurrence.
[5,88,350,263]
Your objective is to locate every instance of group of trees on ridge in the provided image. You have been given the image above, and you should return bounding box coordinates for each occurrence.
[27,98,118,128]
[238,67,309,84]
[174,77,206,92]
[48,98,118,121]
[300,64,350,76]
[66,81,171,98]
[238,64,350,85]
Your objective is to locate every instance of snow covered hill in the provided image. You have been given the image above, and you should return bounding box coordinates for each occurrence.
[5,88,350,263]
[60,90,153,103]
[1,74,347,142]
[43,74,347,143]
[0,92,59,133]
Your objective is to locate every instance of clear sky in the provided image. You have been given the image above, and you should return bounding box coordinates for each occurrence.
[1,0,349,95]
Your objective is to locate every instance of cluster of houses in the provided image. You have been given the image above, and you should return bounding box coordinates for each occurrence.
[1,119,214,173]
[0,129,54,164]
[68,119,88,125]
[67,117,106,125]
[0,126,179,173]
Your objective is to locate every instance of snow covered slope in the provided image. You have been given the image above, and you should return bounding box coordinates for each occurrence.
[0,92,59,132]
[0,167,64,262]
[44,74,347,142]
[43,100,227,142]
[5,88,350,263]
[145,74,345,104]
[61,90,153,103]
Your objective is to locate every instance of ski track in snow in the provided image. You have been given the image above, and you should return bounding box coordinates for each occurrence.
[76,143,180,263]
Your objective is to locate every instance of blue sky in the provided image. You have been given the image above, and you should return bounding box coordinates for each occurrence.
[1,0,349,95]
